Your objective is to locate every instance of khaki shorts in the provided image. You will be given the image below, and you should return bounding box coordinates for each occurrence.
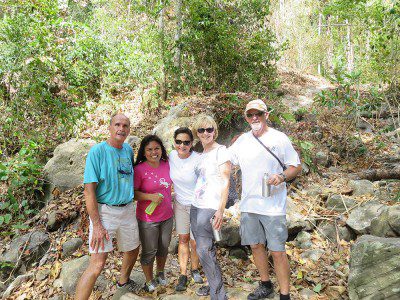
[89,202,140,253]
[174,201,194,239]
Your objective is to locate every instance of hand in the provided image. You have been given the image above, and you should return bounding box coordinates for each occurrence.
[212,209,224,230]
[151,193,163,204]
[90,223,110,253]
[268,174,285,186]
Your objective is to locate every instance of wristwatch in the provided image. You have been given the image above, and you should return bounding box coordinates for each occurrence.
[279,172,287,182]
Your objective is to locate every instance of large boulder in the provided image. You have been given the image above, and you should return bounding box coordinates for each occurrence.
[60,255,108,295]
[43,139,96,201]
[220,217,241,247]
[0,231,50,279]
[318,221,355,242]
[348,235,400,299]
[348,180,374,196]
[346,202,385,235]
[370,205,400,237]
[326,194,357,212]
[286,198,313,236]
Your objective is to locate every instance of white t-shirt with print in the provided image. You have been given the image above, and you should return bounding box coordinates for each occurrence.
[193,146,230,210]
[229,129,300,216]
[169,150,201,206]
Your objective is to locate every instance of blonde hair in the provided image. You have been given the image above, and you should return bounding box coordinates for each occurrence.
[192,114,219,141]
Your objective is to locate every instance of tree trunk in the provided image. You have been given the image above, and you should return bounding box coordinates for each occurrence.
[173,0,182,80]
[159,0,167,101]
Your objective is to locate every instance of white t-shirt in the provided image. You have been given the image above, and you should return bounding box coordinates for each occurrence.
[193,146,230,210]
[169,150,201,206]
[229,129,300,216]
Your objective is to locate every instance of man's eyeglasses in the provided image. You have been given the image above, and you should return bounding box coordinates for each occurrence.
[246,111,264,118]
[175,139,191,146]
[197,127,214,134]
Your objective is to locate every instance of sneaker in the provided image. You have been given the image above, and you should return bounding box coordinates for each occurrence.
[247,282,274,300]
[196,285,210,296]
[175,275,188,291]
[117,278,141,293]
[155,271,167,285]
[191,269,204,284]
[143,279,158,292]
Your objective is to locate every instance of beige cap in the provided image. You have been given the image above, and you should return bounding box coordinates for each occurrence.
[244,99,267,113]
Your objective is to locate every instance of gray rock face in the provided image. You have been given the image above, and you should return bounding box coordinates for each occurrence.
[295,231,312,249]
[388,205,400,235]
[152,103,192,152]
[370,206,400,237]
[348,235,400,300]
[348,180,374,196]
[47,210,63,232]
[0,231,50,279]
[168,236,179,255]
[43,139,96,196]
[62,237,84,258]
[326,194,357,212]
[220,219,241,247]
[319,221,355,242]
[286,198,313,236]
[300,249,324,262]
[315,151,329,167]
[346,202,385,235]
[60,255,89,295]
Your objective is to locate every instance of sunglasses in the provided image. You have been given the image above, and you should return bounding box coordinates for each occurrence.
[197,127,214,134]
[246,111,264,118]
[175,139,191,146]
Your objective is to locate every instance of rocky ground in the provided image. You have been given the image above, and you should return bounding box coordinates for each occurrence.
[1,68,399,300]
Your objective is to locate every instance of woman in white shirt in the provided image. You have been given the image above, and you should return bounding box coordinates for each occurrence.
[191,115,231,300]
[169,127,204,291]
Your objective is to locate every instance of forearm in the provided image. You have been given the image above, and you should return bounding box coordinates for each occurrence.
[134,190,155,202]
[84,183,101,226]
[219,179,229,211]
[282,165,302,181]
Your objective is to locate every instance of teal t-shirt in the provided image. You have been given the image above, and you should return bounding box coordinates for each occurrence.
[83,141,134,205]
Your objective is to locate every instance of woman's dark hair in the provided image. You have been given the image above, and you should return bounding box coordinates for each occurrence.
[173,127,194,141]
[174,127,194,152]
[135,134,168,166]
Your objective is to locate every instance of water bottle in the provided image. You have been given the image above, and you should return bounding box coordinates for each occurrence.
[210,216,222,242]
[145,193,163,215]
[262,173,271,197]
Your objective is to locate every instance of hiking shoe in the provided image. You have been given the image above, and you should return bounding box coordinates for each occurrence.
[117,278,141,293]
[192,269,204,284]
[155,271,167,285]
[143,280,158,292]
[175,275,188,291]
[196,285,210,296]
[247,282,274,300]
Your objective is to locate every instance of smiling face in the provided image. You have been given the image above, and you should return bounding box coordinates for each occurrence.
[144,141,162,166]
[244,109,268,134]
[108,114,130,148]
[197,122,215,147]
[174,133,193,158]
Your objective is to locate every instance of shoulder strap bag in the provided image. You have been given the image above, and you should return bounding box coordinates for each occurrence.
[252,134,296,185]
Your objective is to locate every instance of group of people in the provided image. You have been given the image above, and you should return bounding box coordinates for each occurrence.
[74,99,302,300]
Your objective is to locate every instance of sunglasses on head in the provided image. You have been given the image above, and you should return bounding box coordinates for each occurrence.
[197,127,214,134]
[175,139,191,146]
[246,111,264,118]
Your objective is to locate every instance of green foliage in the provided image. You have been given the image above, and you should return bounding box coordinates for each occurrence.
[0,141,42,235]
[177,0,279,93]
[291,138,314,169]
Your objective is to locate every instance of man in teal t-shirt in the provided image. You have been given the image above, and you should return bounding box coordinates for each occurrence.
[75,114,141,299]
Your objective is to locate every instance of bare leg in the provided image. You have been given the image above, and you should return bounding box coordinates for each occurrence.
[142,264,154,282]
[156,255,167,273]
[119,247,139,284]
[75,252,108,300]
[189,238,200,270]
[271,251,290,294]
[178,234,190,275]
[250,244,270,281]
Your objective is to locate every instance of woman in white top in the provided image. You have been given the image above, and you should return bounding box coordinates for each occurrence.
[169,127,203,291]
[191,115,231,300]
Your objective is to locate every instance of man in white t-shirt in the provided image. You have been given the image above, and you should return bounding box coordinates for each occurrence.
[229,99,302,300]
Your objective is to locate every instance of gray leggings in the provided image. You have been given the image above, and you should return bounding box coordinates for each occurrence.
[190,206,227,300]
[138,217,173,265]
